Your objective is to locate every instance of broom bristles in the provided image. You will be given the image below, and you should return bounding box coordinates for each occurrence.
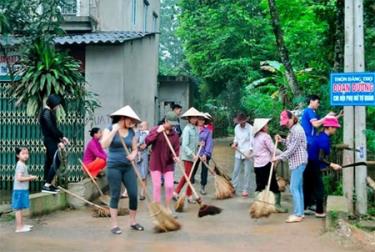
[215,175,234,199]
[175,195,185,212]
[249,190,276,219]
[149,203,181,233]
[92,206,129,218]
[198,204,222,217]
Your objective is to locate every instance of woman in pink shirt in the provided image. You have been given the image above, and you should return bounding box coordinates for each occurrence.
[252,118,286,213]
[82,127,107,177]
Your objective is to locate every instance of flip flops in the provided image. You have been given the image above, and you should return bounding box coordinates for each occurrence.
[130,223,144,231]
[286,215,303,223]
[111,227,122,234]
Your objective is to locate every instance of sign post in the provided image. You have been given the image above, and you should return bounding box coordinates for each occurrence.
[335,0,367,215]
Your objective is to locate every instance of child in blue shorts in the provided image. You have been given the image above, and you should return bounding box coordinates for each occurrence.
[12,147,38,233]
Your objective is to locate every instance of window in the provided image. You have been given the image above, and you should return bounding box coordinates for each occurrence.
[152,12,158,32]
[143,0,150,32]
[131,0,137,26]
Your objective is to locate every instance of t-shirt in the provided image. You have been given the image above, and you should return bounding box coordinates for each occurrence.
[13,161,29,190]
[301,107,320,144]
[106,126,135,167]
[307,132,331,169]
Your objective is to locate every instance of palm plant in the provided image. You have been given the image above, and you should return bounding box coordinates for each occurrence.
[7,38,100,120]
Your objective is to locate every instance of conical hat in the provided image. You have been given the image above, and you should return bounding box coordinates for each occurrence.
[181,107,203,119]
[204,112,213,120]
[253,118,271,135]
[110,105,141,122]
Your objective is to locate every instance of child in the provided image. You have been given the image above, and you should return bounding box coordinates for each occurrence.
[136,121,150,200]
[12,147,38,233]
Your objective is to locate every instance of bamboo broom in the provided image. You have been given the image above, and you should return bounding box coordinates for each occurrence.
[162,132,222,218]
[249,140,278,219]
[118,134,181,232]
[201,160,234,199]
[175,145,203,212]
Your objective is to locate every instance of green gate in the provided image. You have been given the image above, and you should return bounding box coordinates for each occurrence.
[0,82,85,191]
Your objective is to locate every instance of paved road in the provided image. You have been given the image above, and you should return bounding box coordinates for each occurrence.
[0,140,364,252]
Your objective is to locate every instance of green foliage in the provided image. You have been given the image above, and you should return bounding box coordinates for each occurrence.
[323,173,343,196]
[1,0,100,120]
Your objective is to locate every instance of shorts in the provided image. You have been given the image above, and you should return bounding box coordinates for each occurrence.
[12,190,30,210]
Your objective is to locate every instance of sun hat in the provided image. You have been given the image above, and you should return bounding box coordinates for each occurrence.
[323,116,341,128]
[253,118,271,135]
[110,105,141,123]
[181,107,203,119]
[165,111,179,126]
[234,112,249,124]
[204,112,213,120]
[280,110,290,126]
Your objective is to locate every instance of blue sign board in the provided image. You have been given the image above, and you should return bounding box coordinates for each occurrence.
[330,72,375,106]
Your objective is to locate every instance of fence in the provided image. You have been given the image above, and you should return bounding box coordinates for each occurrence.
[0,82,85,191]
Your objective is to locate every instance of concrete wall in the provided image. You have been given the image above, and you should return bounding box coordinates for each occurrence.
[95,0,160,32]
[85,35,159,142]
[158,76,192,128]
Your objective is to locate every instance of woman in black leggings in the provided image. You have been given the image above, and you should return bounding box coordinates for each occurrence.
[101,105,143,234]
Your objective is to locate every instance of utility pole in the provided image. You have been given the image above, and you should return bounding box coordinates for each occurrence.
[343,0,367,215]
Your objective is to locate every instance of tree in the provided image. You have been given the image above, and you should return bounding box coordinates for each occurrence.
[266,0,301,97]
[0,0,99,119]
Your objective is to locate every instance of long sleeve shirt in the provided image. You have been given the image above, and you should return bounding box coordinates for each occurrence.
[83,138,107,164]
[253,132,279,167]
[39,108,63,143]
[145,126,180,173]
[181,123,199,162]
[199,126,213,157]
[233,123,254,159]
[276,123,307,170]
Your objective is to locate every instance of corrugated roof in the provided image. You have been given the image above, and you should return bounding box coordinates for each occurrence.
[54,31,155,45]
[0,31,155,46]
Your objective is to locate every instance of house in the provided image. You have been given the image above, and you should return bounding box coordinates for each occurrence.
[58,0,160,142]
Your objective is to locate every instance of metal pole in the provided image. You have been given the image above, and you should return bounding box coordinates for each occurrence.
[343,0,355,214]
[353,0,367,215]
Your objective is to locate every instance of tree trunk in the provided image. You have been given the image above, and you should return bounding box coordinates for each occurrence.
[333,0,345,72]
[267,0,301,97]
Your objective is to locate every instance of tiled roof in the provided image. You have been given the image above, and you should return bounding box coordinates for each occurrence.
[54,31,155,45]
[0,32,155,46]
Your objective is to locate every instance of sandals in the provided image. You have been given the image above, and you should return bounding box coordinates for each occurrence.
[286,215,303,223]
[172,192,179,201]
[111,227,122,235]
[130,223,144,231]
[187,197,196,204]
[139,195,146,201]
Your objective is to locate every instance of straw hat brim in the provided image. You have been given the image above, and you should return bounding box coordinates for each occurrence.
[181,107,203,119]
[253,118,271,135]
[110,105,141,123]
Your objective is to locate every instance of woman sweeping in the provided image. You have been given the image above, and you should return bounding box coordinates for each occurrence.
[82,127,107,177]
[252,118,287,213]
[273,110,307,223]
[145,111,180,215]
[191,113,213,195]
[173,107,201,204]
[101,105,144,234]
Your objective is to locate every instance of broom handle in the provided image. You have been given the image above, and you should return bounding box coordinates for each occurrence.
[162,131,201,200]
[79,159,104,196]
[234,147,252,160]
[210,158,231,174]
[266,140,279,192]
[117,133,151,203]
[187,145,203,180]
[57,186,106,210]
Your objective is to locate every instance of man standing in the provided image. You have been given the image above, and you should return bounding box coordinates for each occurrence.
[39,94,69,194]
[171,104,182,137]
[231,112,255,198]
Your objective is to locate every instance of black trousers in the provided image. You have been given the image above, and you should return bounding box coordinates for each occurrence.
[254,162,279,194]
[303,160,324,213]
[191,157,210,186]
[43,139,59,183]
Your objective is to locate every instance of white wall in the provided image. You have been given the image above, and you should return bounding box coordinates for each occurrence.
[84,35,159,142]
